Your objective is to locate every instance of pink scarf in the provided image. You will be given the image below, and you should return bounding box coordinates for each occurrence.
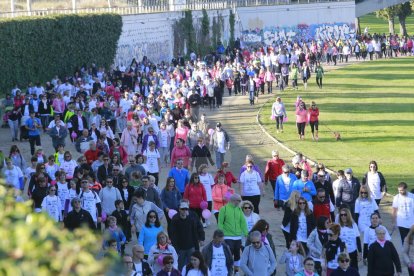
[377,239,386,247]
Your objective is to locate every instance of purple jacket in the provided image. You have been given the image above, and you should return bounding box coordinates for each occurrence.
[141,134,160,153]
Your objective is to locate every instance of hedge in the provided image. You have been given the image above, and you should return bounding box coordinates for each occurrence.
[0,14,123,95]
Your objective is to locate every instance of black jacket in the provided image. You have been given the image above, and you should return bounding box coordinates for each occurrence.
[336,177,361,207]
[64,208,96,230]
[70,115,88,132]
[97,164,113,185]
[362,171,387,193]
[368,240,401,276]
[118,184,135,210]
[201,242,233,276]
[170,211,205,250]
[191,145,214,169]
[289,211,315,241]
[132,261,152,276]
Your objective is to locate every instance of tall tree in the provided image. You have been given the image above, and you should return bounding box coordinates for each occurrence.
[395,1,412,36]
[376,6,398,34]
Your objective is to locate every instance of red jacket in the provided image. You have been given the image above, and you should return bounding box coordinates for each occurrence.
[183,183,207,209]
[214,170,237,188]
[265,158,285,182]
[84,149,100,165]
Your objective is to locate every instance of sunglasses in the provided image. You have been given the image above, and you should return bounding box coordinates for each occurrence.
[166,261,174,264]
[247,166,253,168]
[113,169,119,171]
[340,213,347,217]
[361,192,368,195]
[149,216,156,219]
[50,189,56,191]
[298,202,306,205]
[305,263,314,266]
[243,207,252,209]
[180,208,189,210]
[340,259,350,263]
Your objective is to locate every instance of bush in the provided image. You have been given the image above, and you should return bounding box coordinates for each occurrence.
[0,183,120,275]
[0,14,122,96]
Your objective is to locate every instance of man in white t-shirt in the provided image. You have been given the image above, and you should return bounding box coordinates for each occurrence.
[79,179,102,225]
[143,141,161,185]
[210,122,230,169]
[392,182,414,244]
[202,229,233,276]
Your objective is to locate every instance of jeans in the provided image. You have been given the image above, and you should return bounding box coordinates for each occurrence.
[177,248,195,271]
[8,119,19,140]
[276,116,284,130]
[215,151,225,169]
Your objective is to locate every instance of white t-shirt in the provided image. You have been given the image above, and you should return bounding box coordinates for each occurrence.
[159,130,169,148]
[65,189,78,213]
[199,173,214,201]
[367,173,382,199]
[340,223,360,253]
[363,225,391,247]
[182,267,211,276]
[392,193,414,228]
[57,182,69,211]
[143,149,160,173]
[354,198,378,232]
[211,245,228,275]
[215,131,226,153]
[4,166,23,190]
[80,190,101,222]
[332,179,341,199]
[240,171,261,196]
[133,262,142,274]
[41,195,62,222]
[297,212,308,242]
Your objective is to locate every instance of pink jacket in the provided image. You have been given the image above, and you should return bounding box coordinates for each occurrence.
[212,184,234,211]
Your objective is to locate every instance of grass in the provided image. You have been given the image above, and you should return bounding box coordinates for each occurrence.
[360,13,414,36]
[259,57,414,193]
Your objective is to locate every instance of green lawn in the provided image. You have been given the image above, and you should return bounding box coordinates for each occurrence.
[360,13,414,35]
[259,57,414,192]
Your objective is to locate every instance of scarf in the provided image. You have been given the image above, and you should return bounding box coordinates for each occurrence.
[158,243,168,250]
[304,271,314,276]
[377,239,386,247]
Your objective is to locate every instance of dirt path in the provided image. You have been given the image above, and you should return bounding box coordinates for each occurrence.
[0,59,406,275]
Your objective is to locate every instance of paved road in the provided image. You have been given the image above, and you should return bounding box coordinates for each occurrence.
[0,60,407,275]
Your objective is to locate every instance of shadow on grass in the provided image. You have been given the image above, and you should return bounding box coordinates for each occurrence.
[337,135,412,143]
[321,119,414,127]
[330,73,413,80]
[322,103,414,113]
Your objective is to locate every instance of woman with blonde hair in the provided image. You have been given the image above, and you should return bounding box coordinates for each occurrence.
[354,185,379,233]
[148,231,179,274]
[281,190,300,248]
[338,207,361,271]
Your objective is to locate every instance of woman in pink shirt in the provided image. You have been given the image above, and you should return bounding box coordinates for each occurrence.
[52,94,65,116]
[170,138,191,169]
[295,98,308,140]
[174,119,189,144]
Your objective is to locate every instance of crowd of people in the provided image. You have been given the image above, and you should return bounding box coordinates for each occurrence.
[0,31,413,276]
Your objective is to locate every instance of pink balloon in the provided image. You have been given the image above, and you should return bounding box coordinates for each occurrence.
[101,211,107,222]
[208,128,214,136]
[71,131,77,139]
[200,201,208,210]
[168,209,178,219]
[157,254,165,266]
[202,209,212,220]
[224,191,232,201]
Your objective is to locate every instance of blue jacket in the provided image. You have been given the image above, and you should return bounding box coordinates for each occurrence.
[274,173,297,201]
[160,188,182,210]
[138,225,164,254]
[292,179,316,201]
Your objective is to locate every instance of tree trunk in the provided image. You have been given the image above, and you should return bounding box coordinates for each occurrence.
[399,16,407,36]
[388,17,395,35]
[355,17,361,35]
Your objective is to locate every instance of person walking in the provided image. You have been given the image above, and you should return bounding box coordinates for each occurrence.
[308,102,319,141]
[271,97,287,134]
[335,168,360,221]
[362,160,387,205]
[368,227,402,276]
[201,229,233,276]
[392,182,414,244]
[295,99,307,140]
[240,230,277,276]
[240,160,263,214]
[265,150,285,194]
[170,200,205,270]
[25,110,42,156]
[315,62,324,89]
[210,122,230,169]
[403,225,414,276]
[218,194,248,275]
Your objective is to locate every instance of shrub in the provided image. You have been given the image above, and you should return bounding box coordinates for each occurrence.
[0,14,122,95]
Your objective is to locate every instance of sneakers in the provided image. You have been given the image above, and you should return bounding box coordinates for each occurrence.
[202,223,207,228]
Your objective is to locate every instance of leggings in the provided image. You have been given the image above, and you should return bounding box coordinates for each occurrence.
[400,226,410,244]
[316,77,323,88]
[310,121,319,134]
[276,115,284,130]
[349,250,359,271]
[296,122,306,136]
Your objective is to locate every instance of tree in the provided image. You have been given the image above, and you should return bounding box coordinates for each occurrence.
[0,184,120,275]
[376,6,398,34]
[229,10,236,49]
[395,1,412,36]
[200,9,210,56]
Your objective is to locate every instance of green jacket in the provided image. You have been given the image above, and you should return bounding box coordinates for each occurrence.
[315,66,324,78]
[218,203,248,237]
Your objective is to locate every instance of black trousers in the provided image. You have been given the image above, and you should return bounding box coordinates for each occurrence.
[242,195,261,214]
[28,135,41,155]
